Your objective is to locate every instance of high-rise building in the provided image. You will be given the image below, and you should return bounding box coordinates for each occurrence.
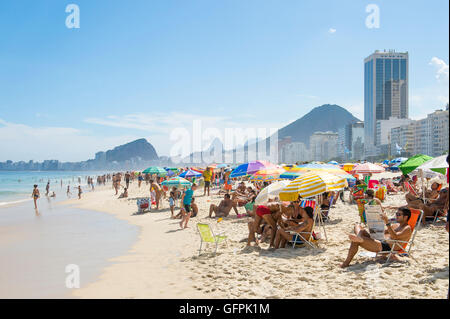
[309,131,339,161]
[364,50,409,156]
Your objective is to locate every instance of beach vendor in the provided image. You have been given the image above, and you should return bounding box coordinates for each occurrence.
[203,167,212,196]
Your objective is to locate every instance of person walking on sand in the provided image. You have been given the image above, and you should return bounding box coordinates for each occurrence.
[180,184,197,229]
[45,181,50,196]
[77,186,82,199]
[31,185,40,209]
[67,185,71,197]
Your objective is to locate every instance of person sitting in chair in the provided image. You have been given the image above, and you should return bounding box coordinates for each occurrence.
[273,206,314,249]
[340,207,412,268]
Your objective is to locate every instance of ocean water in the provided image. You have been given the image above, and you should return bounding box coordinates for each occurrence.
[0,171,111,206]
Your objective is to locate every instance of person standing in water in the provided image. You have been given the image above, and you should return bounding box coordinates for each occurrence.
[45,181,50,196]
[31,185,40,209]
[67,185,71,197]
[78,186,82,199]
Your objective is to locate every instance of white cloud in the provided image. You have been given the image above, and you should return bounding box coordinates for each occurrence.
[430,57,449,81]
[0,119,140,162]
[328,28,337,34]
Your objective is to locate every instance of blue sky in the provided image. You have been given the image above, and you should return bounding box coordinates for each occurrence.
[0,0,448,161]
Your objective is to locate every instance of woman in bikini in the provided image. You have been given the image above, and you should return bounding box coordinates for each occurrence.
[32,185,40,209]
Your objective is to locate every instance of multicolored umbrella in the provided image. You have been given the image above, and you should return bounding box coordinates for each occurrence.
[254,180,291,205]
[249,175,280,182]
[289,164,355,183]
[351,163,385,175]
[230,161,277,178]
[279,172,347,201]
[142,166,167,176]
[179,169,202,178]
[398,154,433,175]
[249,168,285,180]
[161,177,192,188]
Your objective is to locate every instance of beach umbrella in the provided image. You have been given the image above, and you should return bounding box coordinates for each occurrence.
[279,172,347,201]
[142,166,167,176]
[249,175,281,182]
[327,161,339,165]
[161,177,192,188]
[250,168,285,179]
[216,164,228,168]
[179,169,202,178]
[398,154,433,175]
[412,155,448,176]
[289,163,356,183]
[230,161,277,178]
[164,167,179,172]
[342,163,356,172]
[351,162,385,175]
[255,180,291,205]
[279,171,306,180]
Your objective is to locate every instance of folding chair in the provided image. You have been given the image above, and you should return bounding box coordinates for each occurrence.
[287,201,320,249]
[320,195,334,222]
[404,181,419,197]
[377,208,423,262]
[196,223,228,256]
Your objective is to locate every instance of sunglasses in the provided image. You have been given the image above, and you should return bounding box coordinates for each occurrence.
[396,212,403,217]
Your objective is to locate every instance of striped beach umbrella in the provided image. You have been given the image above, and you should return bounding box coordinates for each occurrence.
[279,172,347,201]
[249,168,285,181]
[351,163,385,175]
[289,163,355,183]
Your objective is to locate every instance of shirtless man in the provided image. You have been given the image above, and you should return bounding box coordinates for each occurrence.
[209,194,238,218]
[340,207,412,268]
[150,180,163,210]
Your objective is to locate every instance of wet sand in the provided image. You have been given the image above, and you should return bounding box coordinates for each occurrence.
[0,193,138,298]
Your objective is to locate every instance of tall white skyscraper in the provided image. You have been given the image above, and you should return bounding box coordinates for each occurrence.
[364,50,409,156]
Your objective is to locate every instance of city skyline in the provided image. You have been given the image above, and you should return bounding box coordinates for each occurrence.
[0,1,448,161]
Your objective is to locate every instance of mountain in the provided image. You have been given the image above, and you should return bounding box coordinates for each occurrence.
[98,138,159,162]
[277,104,360,146]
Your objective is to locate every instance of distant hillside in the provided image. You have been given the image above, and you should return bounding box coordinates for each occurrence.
[98,138,159,162]
[278,104,360,146]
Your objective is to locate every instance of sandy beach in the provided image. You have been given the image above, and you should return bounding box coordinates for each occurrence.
[63,173,449,299]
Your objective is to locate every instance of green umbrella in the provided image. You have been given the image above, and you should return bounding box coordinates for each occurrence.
[398,154,433,175]
[142,166,167,176]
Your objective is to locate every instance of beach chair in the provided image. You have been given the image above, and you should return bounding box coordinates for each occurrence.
[196,223,228,256]
[320,195,334,222]
[136,198,150,214]
[376,208,423,262]
[404,181,418,197]
[288,201,320,249]
[356,199,368,223]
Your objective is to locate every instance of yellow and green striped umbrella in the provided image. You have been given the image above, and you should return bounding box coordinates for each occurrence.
[279,172,347,201]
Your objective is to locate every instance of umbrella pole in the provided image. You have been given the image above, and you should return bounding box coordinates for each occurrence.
[420,169,425,202]
[316,195,327,242]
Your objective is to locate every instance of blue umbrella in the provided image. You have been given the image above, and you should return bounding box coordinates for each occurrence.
[179,170,202,178]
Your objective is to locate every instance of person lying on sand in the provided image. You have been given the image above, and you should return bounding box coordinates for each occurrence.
[340,207,412,268]
[273,206,314,249]
[209,194,238,218]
